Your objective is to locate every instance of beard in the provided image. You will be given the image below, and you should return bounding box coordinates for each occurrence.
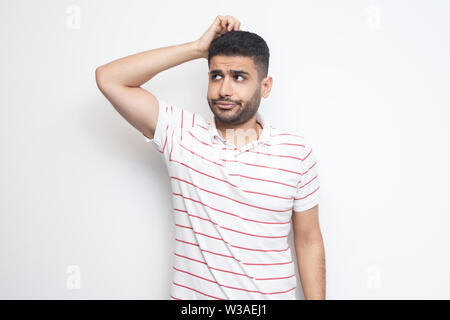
[207,86,262,126]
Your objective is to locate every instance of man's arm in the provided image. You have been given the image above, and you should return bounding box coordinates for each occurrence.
[95,15,240,140]
[292,204,326,299]
[95,41,203,140]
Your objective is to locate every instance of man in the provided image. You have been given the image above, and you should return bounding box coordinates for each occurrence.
[95,15,325,300]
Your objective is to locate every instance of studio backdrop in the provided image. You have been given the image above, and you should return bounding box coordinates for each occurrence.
[1,0,449,299]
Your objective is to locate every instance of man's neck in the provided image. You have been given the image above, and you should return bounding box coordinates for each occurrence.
[215,117,263,148]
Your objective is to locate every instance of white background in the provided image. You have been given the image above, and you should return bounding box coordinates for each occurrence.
[1,0,449,299]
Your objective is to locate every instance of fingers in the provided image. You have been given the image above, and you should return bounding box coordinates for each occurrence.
[217,14,241,33]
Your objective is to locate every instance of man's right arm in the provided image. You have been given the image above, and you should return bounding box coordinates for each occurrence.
[95,41,203,140]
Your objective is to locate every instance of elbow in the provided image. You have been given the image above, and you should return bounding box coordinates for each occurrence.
[95,66,114,91]
[294,228,324,249]
[95,65,121,90]
[95,66,105,88]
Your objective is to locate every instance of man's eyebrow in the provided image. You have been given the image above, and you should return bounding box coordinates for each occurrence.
[210,69,250,76]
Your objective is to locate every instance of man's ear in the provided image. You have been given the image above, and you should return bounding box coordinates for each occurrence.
[261,76,273,98]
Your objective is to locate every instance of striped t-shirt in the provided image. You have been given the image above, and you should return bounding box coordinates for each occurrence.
[144,97,321,300]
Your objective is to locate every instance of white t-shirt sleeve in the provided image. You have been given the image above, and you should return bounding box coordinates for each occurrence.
[143,97,191,157]
[293,136,321,212]
[143,97,166,151]
[143,97,174,153]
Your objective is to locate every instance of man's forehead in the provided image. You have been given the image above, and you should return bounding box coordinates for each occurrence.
[209,55,255,72]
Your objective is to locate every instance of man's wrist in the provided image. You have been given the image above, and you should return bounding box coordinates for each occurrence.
[190,40,206,60]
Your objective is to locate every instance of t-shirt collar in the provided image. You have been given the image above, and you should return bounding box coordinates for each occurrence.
[208,110,271,146]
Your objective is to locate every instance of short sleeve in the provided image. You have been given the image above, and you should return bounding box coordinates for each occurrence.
[293,136,321,212]
[143,97,182,155]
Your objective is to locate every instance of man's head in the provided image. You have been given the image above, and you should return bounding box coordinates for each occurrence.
[207,31,272,126]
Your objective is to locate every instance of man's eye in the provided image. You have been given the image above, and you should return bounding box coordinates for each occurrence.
[211,74,245,81]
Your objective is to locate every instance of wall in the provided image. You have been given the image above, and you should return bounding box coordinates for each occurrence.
[1,0,449,299]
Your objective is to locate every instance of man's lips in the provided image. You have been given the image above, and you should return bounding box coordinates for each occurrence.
[216,102,237,109]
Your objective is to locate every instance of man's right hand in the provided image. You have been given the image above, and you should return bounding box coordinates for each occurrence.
[195,15,241,59]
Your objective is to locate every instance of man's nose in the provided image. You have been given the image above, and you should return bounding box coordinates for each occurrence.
[219,76,233,97]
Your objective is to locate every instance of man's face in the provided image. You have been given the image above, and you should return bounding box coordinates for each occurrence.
[207,55,270,126]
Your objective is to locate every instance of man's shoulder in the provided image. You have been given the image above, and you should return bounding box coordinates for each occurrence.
[270,126,307,143]
[268,126,314,159]
[157,97,208,126]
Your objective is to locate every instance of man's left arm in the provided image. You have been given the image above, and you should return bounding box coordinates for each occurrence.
[292,204,326,300]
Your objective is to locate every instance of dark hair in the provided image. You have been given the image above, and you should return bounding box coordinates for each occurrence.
[208,30,270,83]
